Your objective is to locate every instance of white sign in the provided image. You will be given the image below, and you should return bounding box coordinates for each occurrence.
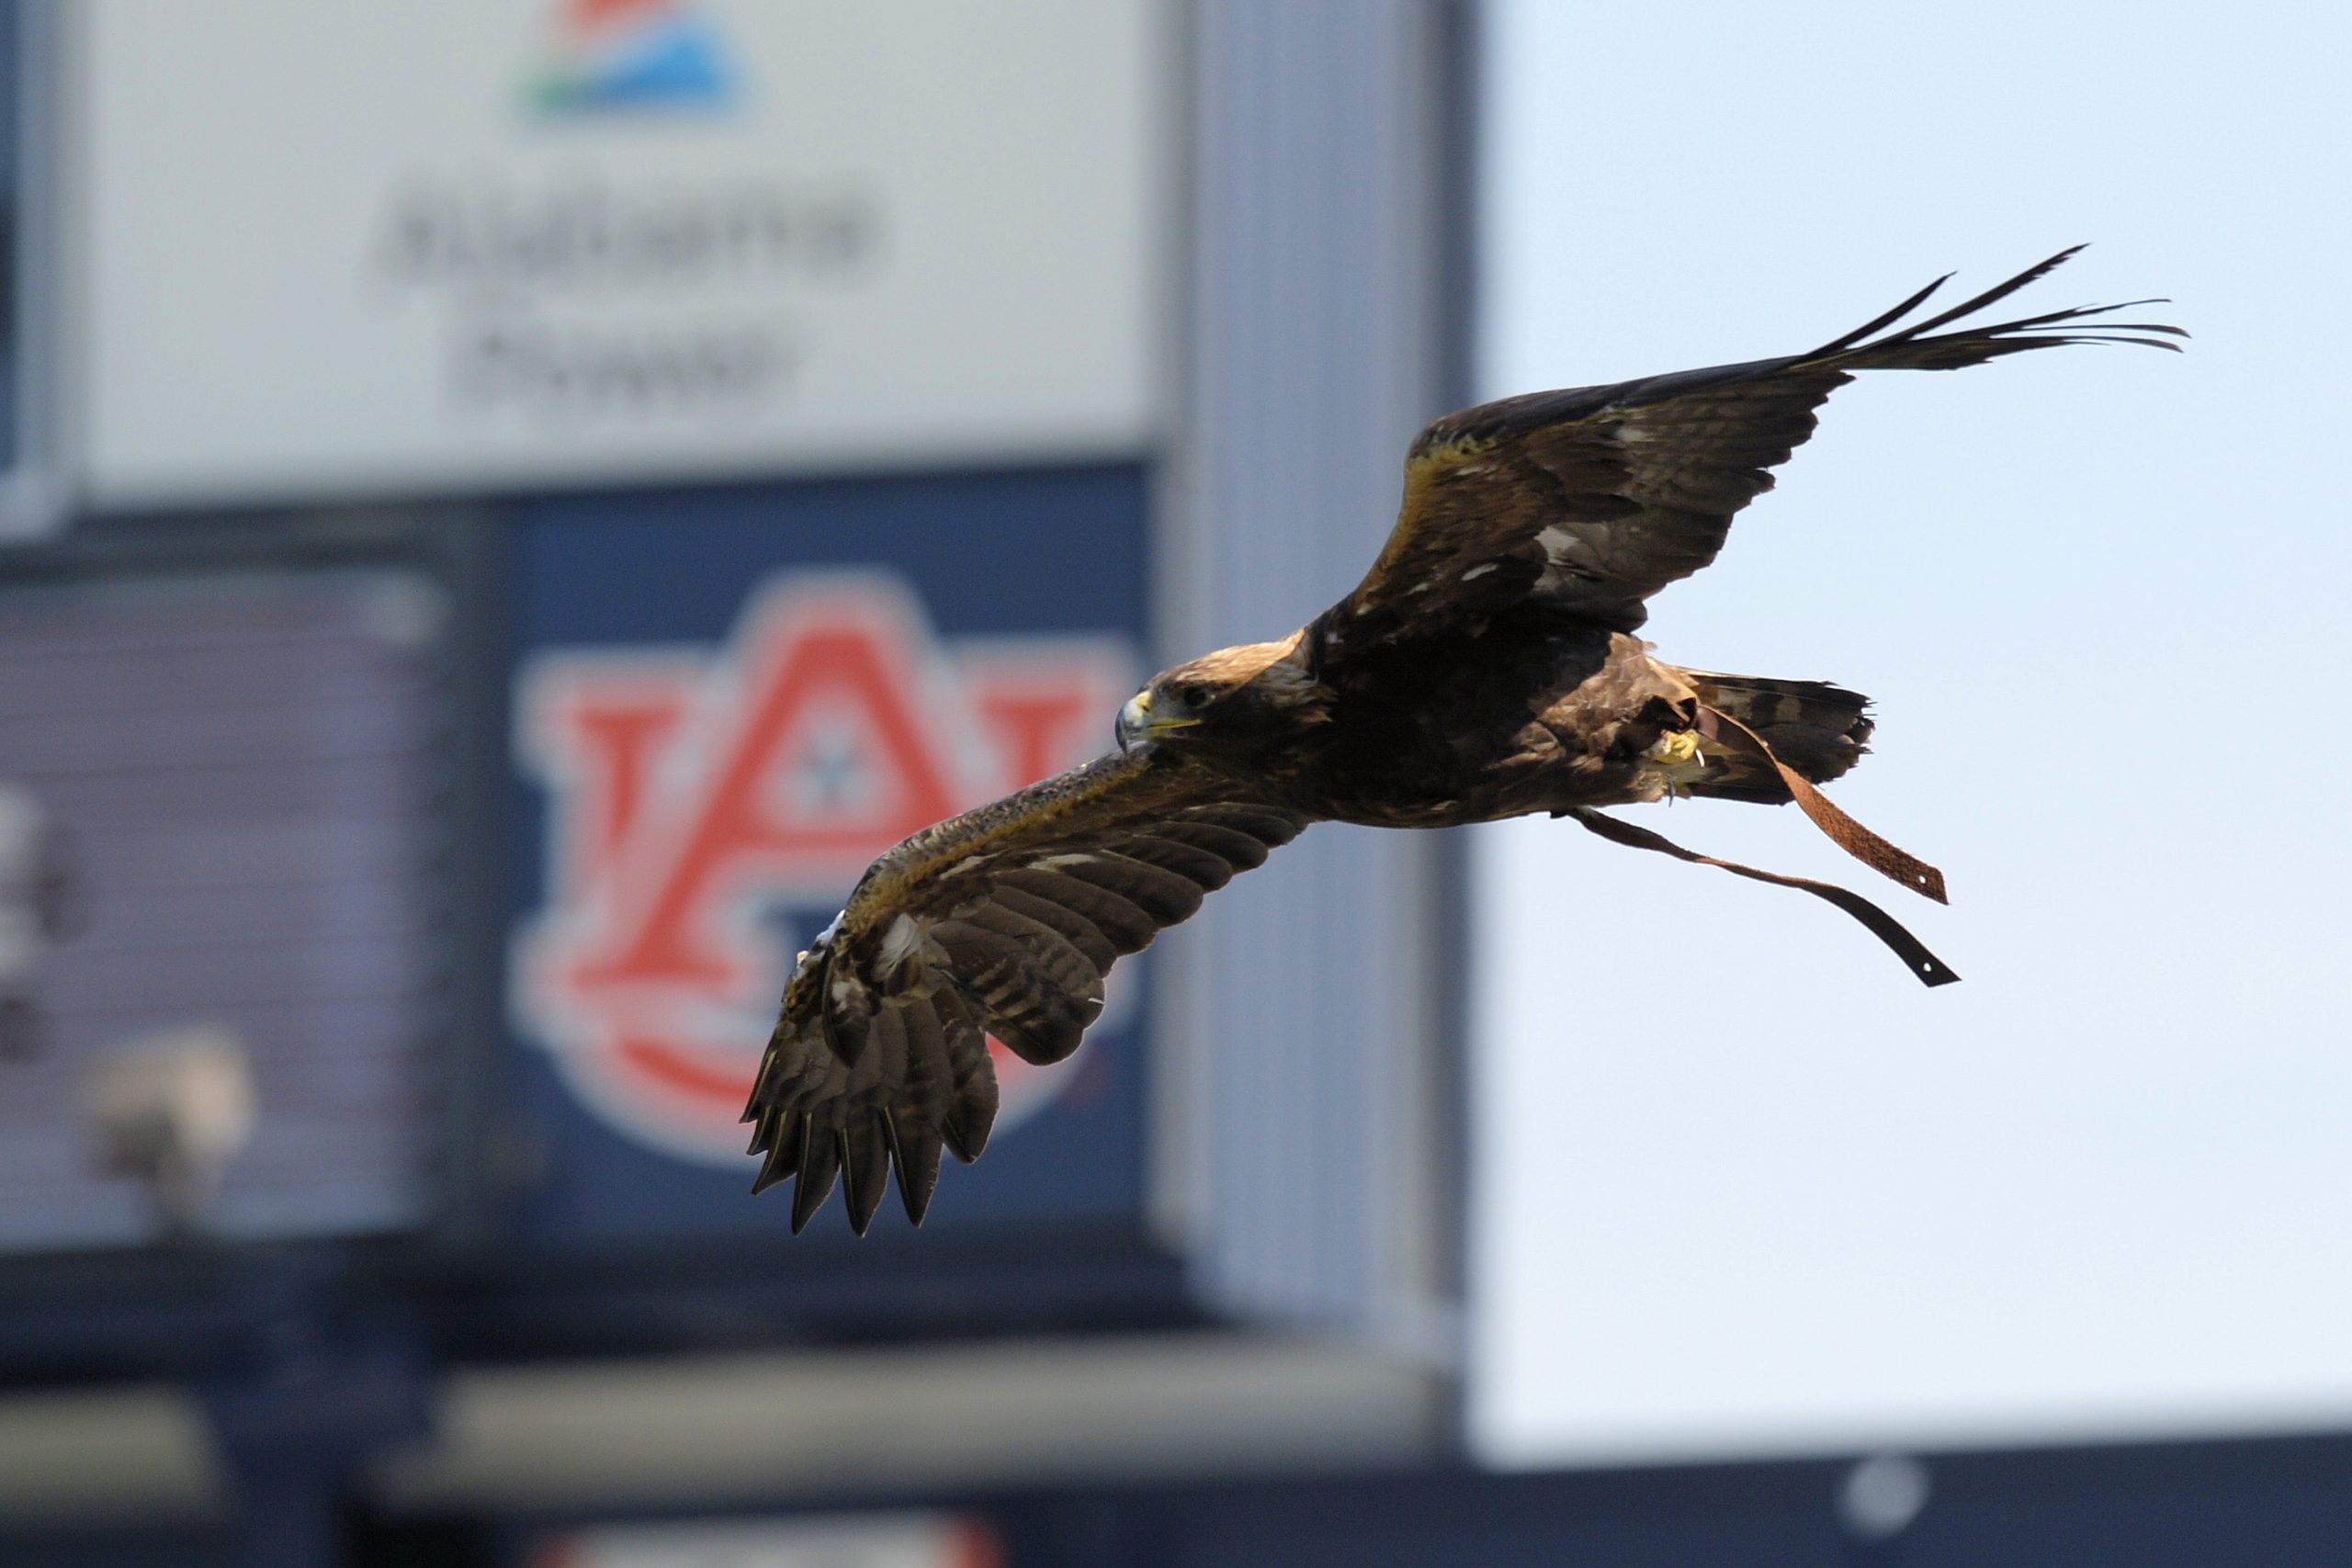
[64,1,1166,504]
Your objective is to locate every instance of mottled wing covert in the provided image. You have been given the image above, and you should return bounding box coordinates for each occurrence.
[745,746,1310,1235]
[1325,248,2183,649]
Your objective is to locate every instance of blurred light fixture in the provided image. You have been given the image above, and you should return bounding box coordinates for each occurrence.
[81,1026,256,1233]
[1838,1452,1931,1541]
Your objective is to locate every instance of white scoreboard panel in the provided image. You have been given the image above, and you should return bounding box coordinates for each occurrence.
[63,0,1167,507]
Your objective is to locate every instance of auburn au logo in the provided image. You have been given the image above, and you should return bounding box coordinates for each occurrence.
[512,574,1138,1162]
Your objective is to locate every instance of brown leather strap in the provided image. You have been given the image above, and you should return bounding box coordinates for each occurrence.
[1695,705,1949,904]
[1565,807,1961,987]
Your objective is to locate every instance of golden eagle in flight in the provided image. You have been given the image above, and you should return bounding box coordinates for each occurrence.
[746,247,2179,1234]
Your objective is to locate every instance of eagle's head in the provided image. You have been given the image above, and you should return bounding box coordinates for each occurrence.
[1115,631,1323,756]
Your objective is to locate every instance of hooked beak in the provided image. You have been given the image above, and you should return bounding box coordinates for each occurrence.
[1114,689,1201,753]
[1114,691,1149,753]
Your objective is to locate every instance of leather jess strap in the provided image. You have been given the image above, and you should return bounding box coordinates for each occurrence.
[1694,704,1949,904]
[1561,705,1961,987]
[1566,807,1960,987]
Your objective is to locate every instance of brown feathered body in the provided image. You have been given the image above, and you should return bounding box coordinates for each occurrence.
[744,248,2181,1234]
[1159,618,1867,829]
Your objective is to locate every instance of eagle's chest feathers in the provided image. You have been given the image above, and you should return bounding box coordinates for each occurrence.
[1265,627,1690,827]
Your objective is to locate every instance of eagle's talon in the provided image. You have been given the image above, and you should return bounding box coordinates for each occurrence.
[1644,728,1707,804]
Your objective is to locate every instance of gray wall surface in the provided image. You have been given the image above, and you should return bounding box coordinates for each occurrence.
[1162,0,1469,1355]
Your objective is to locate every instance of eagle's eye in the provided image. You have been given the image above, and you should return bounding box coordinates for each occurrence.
[1176,682,1212,709]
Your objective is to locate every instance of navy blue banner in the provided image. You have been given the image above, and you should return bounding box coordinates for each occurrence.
[504,466,1152,1243]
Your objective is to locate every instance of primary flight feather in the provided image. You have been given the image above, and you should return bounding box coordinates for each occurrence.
[746,246,2181,1234]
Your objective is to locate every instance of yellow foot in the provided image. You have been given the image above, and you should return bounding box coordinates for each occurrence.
[1643,728,1707,802]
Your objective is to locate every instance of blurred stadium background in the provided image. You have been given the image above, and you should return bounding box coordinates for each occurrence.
[1,2,2346,1565]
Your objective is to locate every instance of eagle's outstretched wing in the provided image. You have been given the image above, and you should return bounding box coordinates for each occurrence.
[1324,247,2184,650]
[746,747,1310,1235]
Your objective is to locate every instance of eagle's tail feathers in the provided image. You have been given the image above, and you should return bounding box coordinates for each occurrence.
[1676,670,1872,803]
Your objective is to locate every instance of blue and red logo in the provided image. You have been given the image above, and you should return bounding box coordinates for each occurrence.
[511,575,1138,1163]
[527,0,737,118]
